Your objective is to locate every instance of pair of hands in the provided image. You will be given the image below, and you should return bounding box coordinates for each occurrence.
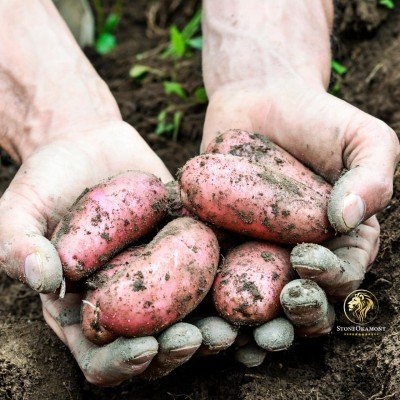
[0,0,399,387]
[1,84,397,386]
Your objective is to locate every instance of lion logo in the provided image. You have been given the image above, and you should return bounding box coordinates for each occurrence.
[344,290,378,325]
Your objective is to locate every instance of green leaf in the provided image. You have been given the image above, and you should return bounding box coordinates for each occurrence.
[170,26,186,57]
[330,81,342,96]
[95,33,116,55]
[164,81,187,99]
[172,111,183,142]
[331,60,348,76]
[187,36,203,50]
[129,65,151,79]
[104,13,120,34]
[378,0,395,9]
[155,111,167,135]
[194,87,208,103]
[181,9,202,40]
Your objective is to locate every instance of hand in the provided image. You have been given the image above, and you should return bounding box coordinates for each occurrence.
[194,0,400,363]
[0,1,230,385]
[202,0,399,304]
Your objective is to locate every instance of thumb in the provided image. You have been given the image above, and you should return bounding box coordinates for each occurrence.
[0,184,63,293]
[327,98,400,233]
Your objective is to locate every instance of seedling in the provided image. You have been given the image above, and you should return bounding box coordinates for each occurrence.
[154,84,208,140]
[129,65,164,80]
[378,0,395,9]
[331,60,348,76]
[163,9,202,59]
[330,60,348,96]
[164,81,187,99]
[194,87,208,103]
[93,0,122,55]
[155,109,183,142]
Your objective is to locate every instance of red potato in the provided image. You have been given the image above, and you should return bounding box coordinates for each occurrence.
[82,246,145,345]
[179,153,333,244]
[81,217,219,341]
[213,242,293,325]
[51,171,168,281]
[166,180,242,252]
[206,129,331,198]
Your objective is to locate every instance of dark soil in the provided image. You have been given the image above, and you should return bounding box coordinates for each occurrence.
[1,0,399,399]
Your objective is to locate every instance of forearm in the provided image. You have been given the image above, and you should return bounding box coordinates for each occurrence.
[202,0,334,98]
[0,0,120,162]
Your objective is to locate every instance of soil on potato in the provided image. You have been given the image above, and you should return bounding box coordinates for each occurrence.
[1,1,399,399]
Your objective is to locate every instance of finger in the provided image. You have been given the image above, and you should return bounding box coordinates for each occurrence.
[41,293,158,386]
[253,317,294,351]
[291,216,380,300]
[235,343,266,368]
[194,316,238,356]
[327,106,399,233]
[141,322,202,380]
[0,184,62,293]
[280,279,335,338]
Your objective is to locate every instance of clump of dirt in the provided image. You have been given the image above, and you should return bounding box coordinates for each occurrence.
[0,0,399,399]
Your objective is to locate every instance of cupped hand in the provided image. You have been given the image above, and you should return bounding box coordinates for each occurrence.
[202,75,396,298]
[195,81,394,366]
[0,120,217,386]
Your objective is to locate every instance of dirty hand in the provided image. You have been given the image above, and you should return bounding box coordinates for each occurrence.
[0,0,236,386]
[197,0,400,364]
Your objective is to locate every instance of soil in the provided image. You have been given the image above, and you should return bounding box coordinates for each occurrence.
[1,0,400,399]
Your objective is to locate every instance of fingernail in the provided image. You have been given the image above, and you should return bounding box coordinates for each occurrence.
[342,194,365,229]
[292,264,324,277]
[130,351,158,365]
[24,252,44,291]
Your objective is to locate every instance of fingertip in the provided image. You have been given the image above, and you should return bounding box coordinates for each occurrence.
[235,344,266,368]
[158,322,202,352]
[253,318,294,351]
[328,168,392,233]
[24,238,63,293]
[280,279,328,326]
[194,316,238,351]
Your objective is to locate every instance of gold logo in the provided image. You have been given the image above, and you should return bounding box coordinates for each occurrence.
[344,290,379,325]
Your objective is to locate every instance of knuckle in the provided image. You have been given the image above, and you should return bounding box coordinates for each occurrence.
[376,177,393,205]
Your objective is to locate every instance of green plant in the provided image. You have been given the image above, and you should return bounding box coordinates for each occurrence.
[163,81,187,99]
[154,84,208,140]
[331,60,347,76]
[129,64,164,80]
[378,0,395,9]
[155,109,183,142]
[163,9,202,58]
[194,87,208,103]
[330,60,348,96]
[93,0,123,55]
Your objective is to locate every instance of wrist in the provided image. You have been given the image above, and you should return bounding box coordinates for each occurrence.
[202,0,333,98]
[0,0,120,163]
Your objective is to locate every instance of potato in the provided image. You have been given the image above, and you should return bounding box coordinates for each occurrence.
[213,242,293,325]
[52,171,168,281]
[166,180,242,252]
[179,152,332,244]
[81,217,219,340]
[206,129,331,198]
[82,246,145,345]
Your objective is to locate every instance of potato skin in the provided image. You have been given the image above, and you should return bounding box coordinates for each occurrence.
[206,129,331,198]
[166,180,241,252]
[82,246,145,345]
[52,171,168,281]
[82,217,219,340]
[179,153,332,244]
[213,242,293,325]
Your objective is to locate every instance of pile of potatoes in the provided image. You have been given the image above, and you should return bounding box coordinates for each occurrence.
[52,129,333,346]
